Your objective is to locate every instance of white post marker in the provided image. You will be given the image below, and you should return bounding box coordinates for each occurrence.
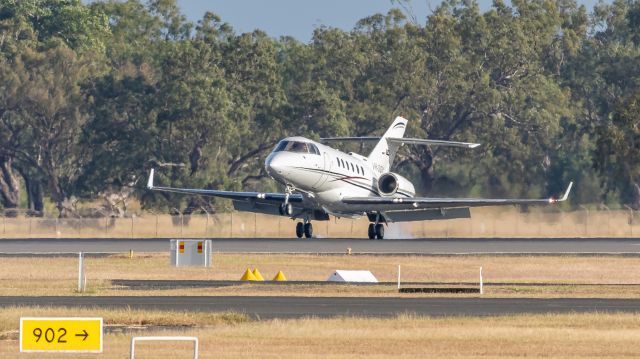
[130,336,198,359]
[479,266,483,295]
[397,264,401,289]
[77,252,84,292]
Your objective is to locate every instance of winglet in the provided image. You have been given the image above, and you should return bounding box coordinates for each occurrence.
[550,181,573,203]
[560,181,573,202]
[147,169,154,189]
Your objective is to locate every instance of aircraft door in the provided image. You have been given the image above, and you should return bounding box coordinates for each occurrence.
[311,151,331,189]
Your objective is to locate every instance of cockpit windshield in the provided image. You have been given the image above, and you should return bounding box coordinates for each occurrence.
[273,141,320,155]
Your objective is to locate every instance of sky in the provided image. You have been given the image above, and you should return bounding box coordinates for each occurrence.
[176,0,603,42]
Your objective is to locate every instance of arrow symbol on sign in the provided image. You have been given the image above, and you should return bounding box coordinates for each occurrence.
[75,330,89,341]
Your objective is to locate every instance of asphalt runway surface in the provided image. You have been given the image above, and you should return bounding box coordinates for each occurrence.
[1,296,639,318]
[1,237,640,254]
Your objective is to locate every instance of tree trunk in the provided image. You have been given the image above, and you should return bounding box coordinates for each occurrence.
[632,181,640,210]
[408,148,435,195]
[19,170,44,215]
[27,178,44,215]
[417,158,435,194]
[44,158,71,218]
[0,156,20,210]
[50,179,70,218]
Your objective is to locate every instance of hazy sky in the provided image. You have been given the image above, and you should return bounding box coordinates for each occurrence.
[176,0,603,42]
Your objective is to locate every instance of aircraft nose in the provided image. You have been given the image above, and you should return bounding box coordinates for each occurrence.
[265,153,288,176]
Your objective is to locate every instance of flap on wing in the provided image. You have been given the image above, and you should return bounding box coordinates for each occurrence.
[233,200,281,216]
[233,201,329,221]
[383,207,471,222]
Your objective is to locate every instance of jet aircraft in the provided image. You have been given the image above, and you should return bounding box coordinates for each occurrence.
[147,116,572,239]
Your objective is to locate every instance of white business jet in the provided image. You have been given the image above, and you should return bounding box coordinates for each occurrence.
[147,116,572,239]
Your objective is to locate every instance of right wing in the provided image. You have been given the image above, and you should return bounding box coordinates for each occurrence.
[343,182,573,209]
[146,169,303,204]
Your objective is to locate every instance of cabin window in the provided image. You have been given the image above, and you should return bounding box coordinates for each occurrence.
[340,159,345,168]
[273,141,288,152]
[336,157,340,167]
[350,163,354,172]
[309,144,320,155]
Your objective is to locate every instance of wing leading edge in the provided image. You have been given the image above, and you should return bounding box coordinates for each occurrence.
[146,169,304,203]
[342,182,573,208]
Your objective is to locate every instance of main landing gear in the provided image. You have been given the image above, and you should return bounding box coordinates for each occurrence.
[367,213,384,239]
[368,223,384,239]
[295,220,313,238]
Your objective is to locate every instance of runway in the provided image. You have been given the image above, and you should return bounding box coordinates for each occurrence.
[1,237,640,254]
[1,296,639,318]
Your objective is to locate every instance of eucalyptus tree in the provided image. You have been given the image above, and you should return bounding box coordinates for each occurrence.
[0,0,109,215]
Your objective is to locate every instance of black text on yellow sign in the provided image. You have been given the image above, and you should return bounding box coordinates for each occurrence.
[20,317,103,353]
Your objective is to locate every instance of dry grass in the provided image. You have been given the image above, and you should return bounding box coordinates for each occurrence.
[0,306,248,334]
[1,253,640,297]
[1,311,639,358]
[1,206,639,238]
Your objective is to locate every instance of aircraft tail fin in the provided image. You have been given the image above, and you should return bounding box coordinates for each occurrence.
[367,116,408,175]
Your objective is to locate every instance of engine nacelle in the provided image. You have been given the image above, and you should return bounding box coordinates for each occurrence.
[377,172,416,197]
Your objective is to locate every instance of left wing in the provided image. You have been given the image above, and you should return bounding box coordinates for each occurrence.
[146,169,304,203]
[342,182,573,208]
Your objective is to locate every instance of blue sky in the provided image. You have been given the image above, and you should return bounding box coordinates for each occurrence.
[176,0,603,42]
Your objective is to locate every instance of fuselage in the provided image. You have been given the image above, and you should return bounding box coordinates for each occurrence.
[264,137,398,217]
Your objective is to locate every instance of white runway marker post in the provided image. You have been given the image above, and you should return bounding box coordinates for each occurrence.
[397,264,401,289]
[78,252,85,292]
[479,266,483,295]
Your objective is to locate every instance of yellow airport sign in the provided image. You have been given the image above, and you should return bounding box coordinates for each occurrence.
[20,317,103,353]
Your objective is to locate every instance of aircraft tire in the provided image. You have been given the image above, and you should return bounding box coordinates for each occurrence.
[368,223,375,239]
[284,203,293,216]
[304,222,313,238]
[296,222,304,238]
[375,223,384,239]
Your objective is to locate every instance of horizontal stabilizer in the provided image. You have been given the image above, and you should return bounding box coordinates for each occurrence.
[387,138,480,148]
[320,137,480,148]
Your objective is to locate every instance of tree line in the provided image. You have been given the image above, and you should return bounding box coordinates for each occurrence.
[0,0,639,217]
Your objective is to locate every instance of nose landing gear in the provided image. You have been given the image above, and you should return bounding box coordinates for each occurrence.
[278,188,294,216]
[279,202,293,216]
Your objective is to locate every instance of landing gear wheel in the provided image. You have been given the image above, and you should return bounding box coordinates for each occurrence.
[304,222,313,238]
[368,223,375,239]
[375,223,384,239]
[295,222,304,238]
[279,203,293,216]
